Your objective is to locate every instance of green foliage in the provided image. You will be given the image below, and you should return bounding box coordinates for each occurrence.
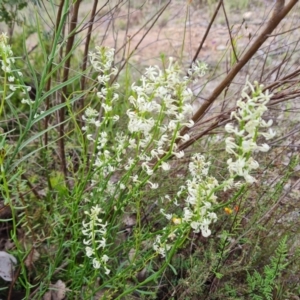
[1,1,300,299]
[246,236,289,300]
[0,0,28,27]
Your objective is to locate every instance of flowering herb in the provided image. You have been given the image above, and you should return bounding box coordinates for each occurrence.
[82,46,275,272]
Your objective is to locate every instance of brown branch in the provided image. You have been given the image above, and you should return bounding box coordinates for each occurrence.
[263,67,300,92]
[44,0,65,149]
[111,0,171,83]
[79,0,100,120]
[179,65,300,152]
[181,0,297,137]
[21,174,42,200]
[221,1,239,63]
[74,0,115,34]
[189,0,223,69]
[271,0,285,19]
[42,0,66,192]
[59,0,82,188]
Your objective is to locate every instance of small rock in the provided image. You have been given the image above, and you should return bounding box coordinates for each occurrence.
[216,45,226,51]
[243,11,253,20]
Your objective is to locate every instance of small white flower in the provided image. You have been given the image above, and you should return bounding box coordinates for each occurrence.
[190,221,201,233]
[225,137,238,155]
[174,151,184,158]
[223,178,234,191]
[131,175,140,183]
[244,173,257,184]
[256,143,270,152]
[85,107,98,118]
[98,237,106,249]
[168,231,177,240]
[87,134,95,141]
[260,119,273,128]
[142,162,153,175]
[201,224,211,237]
[21,98,34,105]
[181,134,190,142]
[101,103,112,112]
[83,239,92,245]
[102,254,109,263]
[148,181,158,189]
[93,258,101,269]
[241,140,257,153]
[85,247,94,257]
[183,207,193,222]
[184,120,194,128]
[225,123,244,136]
[247,157,259,170]
[160,209,172,220]
[227,157,246,176]
[261,128,276,140]
[161,162,170,171]
[113,115,119,122]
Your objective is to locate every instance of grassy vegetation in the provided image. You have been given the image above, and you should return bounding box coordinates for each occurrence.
[1,0,300,299]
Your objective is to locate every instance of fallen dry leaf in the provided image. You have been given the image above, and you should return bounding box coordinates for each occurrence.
[24,248,40,268]
[42,291,52,300]
[0,251,17,281]
[43,280,67,300]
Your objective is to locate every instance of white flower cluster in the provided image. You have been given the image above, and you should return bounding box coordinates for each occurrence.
[173,154,218,236]
[0,33,14,74]
[152,234,172,258]
[154,154,218,256]
[125,57,204,184]
[81,48,133,271]
[181,154,218,236]
[82,205,110,275]
[127,57,198,136]
[0,32,32,104]
[84,52,207,195]
[187,60,208,82]
[82,48,278,265]
[89,46,117,79]
[82,47,210,263]
[154,80,277,257]
[225,80,276,183]
[81,46,122,181]
[83,46,119,132]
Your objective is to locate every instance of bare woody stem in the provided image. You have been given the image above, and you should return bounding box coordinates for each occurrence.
[79,0,100,119]
[59,0,82,188]
[181,0,296,138]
